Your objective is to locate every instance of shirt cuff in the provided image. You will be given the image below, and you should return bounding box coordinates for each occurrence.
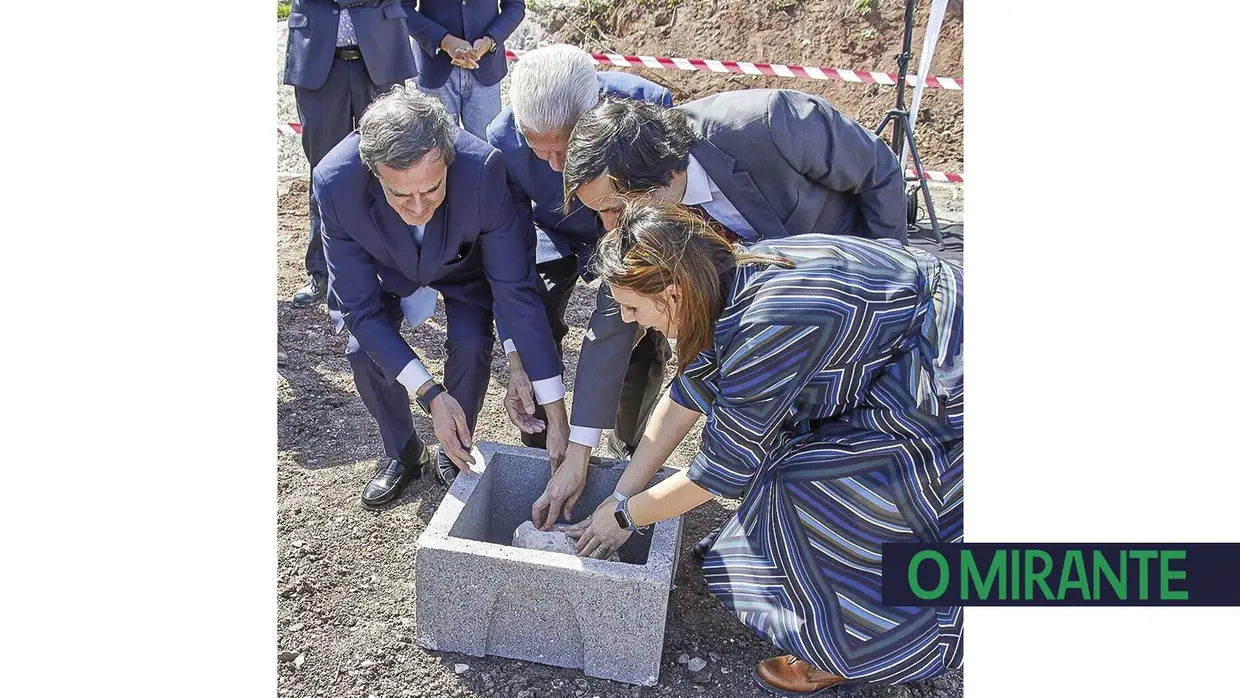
[395,359,433,393]
[503,338,517,355]
[568,426,603,448]
[531,375,566,405]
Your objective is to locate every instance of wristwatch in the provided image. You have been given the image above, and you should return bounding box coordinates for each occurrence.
[416,383,446,414]
[612,490,646,535]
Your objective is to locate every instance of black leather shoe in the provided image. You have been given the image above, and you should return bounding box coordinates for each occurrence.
[291,273,328,308]
[693,525,723,560]
[361,451,426,508]
[434,449,460,488]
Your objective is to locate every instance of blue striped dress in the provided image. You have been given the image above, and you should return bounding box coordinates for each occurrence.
[670,234,964,685]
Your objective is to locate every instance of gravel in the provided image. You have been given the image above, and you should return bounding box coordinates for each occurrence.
[276,9,965,698]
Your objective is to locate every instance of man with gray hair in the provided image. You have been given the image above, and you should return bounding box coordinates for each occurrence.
[314,86,568,506]
[485,45,671,488]
[533,88,908,537]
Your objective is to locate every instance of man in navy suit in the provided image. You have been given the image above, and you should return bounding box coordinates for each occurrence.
[483,45,672,502]
[407,0,525,138]
[283,0,419,308]
[315,86,568,506]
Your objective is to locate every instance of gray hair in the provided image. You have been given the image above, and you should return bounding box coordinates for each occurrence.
[358,86,456,171]
[509,44,600,134]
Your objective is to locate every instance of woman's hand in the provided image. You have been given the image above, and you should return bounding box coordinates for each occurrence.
[565,497,632,560]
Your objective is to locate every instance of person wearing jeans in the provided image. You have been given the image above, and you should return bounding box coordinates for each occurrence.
[406,0,524,138]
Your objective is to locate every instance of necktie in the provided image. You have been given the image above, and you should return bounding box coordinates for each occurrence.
[685,204,742,244]
[336,9,358,47]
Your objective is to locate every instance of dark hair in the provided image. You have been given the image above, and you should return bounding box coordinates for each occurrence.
[592,201,792,371]
[358,85,456,171]
[561,98,694,211]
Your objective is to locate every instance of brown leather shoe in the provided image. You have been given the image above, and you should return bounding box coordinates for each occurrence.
[754,655,848,696]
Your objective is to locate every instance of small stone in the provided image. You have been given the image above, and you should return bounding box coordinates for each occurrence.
[455,663,470,674]
[692,670,712,684]
[278,650,299,662]
[289,623,304,631]
[293,653,306,669]
[360,660,375,669]
[291,540,305,548]
[687,657,707,672]
[676,653,690,665]
[574,679,589,690]
[517,691,533,698]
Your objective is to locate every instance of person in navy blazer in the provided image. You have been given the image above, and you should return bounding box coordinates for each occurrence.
[283,0,419,309]
[314,87,568,505]
[407,1,525,138]
[483,45,672,481]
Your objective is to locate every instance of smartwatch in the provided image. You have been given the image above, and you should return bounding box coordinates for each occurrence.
[611,490,646,534]
[416,383,446,414]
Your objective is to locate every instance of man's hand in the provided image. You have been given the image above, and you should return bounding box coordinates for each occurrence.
[439,34,479,69]
[532,449,587,530]
[428,391,475,473]
[504,368,546,435]
[470,36,496,59]
[531,441,591,529]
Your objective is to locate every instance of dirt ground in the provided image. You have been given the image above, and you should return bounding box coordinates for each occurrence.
[548,0,964,174]
[277,2,965,696]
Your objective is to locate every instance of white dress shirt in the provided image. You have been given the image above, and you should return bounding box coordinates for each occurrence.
[680,154,758,241]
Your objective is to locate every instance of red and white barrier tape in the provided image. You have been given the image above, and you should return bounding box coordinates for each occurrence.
[276,24,962,90]
[275,120,961,182]
[508,49,963,90]
[913,169,963,183]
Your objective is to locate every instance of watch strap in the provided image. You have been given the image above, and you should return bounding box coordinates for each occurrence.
[416,383,446,414]
[613,494,645,535]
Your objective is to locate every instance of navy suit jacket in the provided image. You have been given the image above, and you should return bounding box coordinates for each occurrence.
[406,0,525,89]
[313,129,561,383]
[283,0,418,90]
[485,71,673,272]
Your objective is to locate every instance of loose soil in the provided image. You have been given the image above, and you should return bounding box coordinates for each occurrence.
[277,2,965,696]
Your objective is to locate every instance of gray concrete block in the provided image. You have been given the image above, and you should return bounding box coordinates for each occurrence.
[415,442,683,686]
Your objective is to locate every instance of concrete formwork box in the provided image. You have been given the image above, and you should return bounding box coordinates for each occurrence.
[415,442,684,686]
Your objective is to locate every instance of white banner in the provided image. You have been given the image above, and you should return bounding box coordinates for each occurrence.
[902,0,949,170]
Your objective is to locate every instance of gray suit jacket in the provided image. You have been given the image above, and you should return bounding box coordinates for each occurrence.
[570,88,907,434]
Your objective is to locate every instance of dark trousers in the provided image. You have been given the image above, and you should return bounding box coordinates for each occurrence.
[520,256,668,452]
[615,328,670,452]
[347,287,495,463]
[295,56,396,276]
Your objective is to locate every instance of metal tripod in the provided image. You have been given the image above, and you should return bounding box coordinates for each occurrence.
[874,0,944,248]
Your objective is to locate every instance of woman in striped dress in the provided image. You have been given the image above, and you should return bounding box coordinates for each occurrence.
[564,202,964,695]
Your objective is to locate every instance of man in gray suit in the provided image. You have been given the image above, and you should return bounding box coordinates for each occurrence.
[532,88,907,535]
